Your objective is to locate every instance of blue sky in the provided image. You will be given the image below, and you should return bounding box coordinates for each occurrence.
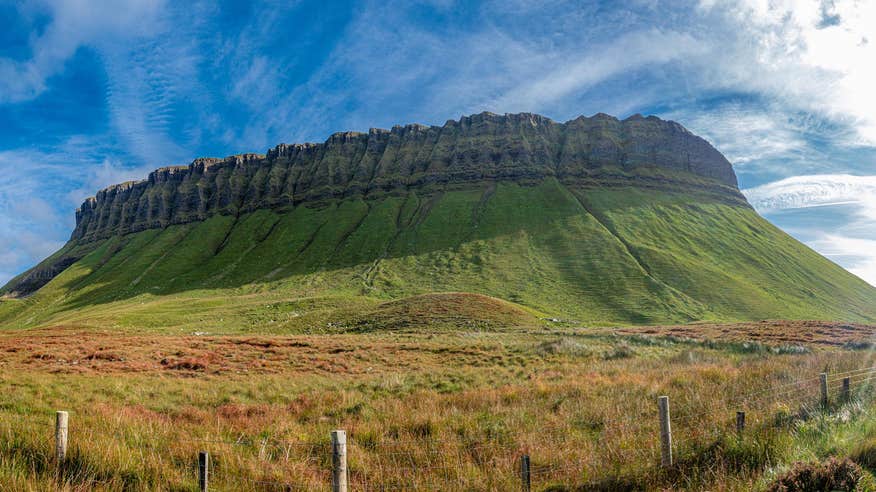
[1,0,875,286]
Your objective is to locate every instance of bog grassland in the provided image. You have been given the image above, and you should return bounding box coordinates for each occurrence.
[3,322,876,490]
[3,171,876,490]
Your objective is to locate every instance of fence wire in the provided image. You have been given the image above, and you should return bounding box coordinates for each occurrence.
[5,364,876,490]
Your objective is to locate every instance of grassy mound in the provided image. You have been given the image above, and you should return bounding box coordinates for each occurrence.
[350,292,541,331]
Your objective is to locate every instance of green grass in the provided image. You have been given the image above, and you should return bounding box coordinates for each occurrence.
[582,188,876,321]
[2,178,875,331]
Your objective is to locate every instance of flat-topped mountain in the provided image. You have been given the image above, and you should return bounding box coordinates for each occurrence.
[72,112,739,243]
[2,112,875,329]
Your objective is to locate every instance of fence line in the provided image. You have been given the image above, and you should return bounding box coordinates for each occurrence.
[6,365,876,490]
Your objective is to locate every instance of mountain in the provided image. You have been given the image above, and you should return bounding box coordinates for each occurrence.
[2,111,875,331]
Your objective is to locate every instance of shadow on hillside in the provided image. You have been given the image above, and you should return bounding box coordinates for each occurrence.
[49,179,743,317]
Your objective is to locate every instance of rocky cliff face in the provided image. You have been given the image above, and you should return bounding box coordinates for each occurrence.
[72,112,741,243]
[2,111,743,298]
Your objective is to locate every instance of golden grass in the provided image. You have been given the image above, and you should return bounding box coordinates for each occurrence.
[2,325,876,490]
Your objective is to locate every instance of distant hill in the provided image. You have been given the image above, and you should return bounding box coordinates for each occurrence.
[2,111,875,331]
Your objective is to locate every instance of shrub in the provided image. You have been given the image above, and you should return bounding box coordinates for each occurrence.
[844,341,876,351]
[352,429,379,450]
[535,338,592,358]
[675,431,789,476]
[603,342,635,360]
[160,357,206,371]
[767,457,864,491]
[407,420,435,439]
[772,344,810,355]
[850,438,876,470]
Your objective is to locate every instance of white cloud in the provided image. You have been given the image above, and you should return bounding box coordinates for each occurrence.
[666,105,812,168]
[0,150,68,285]
[743,174,876,213]
[0,139,153,286]
[698,0,876,145]
[65,158,155,207]
[809,235,876,287]
[744,174,876,286]
[0,0,166,103]
[489,29,708,111]
[101,40,198,165]
[0,1,204,166]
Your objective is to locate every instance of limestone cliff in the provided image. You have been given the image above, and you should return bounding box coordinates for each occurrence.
[4,111,743,298]
[72,112,741,243]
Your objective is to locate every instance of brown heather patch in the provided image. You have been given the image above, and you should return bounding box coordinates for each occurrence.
[0,329,551,376]
[215,403,270,420]
[161,357,208,371]
[2,322,876,489]
[84,351,123,361]
[613,320,876,346]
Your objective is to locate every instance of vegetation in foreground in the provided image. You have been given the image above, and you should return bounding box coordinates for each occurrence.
[3,322,876,490]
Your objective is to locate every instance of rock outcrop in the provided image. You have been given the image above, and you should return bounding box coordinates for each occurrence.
[72,112,741,243]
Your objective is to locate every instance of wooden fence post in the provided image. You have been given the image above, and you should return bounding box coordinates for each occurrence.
[658,396,672,467]
[55,411,68,462]
[736,411,745,434]
[332,430,348,492]
[842,377,851,402]
[820,372,829,407]
[198,451,209,492]
[520,454,531,492]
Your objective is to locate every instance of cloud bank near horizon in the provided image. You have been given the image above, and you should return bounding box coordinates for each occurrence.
[745,175,876,213]
[743,174,876,286]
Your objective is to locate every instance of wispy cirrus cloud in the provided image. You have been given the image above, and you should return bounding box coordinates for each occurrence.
[0,0,166,103]
[809,235,876,288]
[744,174,876,213]
[487,29,707,113]
[663,104,815,178]
[0,149,73,282]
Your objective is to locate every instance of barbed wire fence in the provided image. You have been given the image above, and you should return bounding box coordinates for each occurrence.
[5,365,876,491]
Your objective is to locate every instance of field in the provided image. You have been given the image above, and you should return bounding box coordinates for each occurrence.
[3,320,876,490]
[3,178,876,490]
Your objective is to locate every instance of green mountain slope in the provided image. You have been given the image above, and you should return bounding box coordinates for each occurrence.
[1,179,874,331]
[2,112,875,331]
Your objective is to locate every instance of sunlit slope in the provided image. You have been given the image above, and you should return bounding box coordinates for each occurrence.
[578,189,876,322]
[1,178,874,331]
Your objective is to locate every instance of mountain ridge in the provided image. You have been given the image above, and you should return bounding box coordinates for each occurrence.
[2,111,874,328]
[71,111,740,244]
[4,111,744,299]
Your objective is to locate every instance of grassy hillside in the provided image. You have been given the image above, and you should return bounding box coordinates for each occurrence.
[2,177,874,331]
